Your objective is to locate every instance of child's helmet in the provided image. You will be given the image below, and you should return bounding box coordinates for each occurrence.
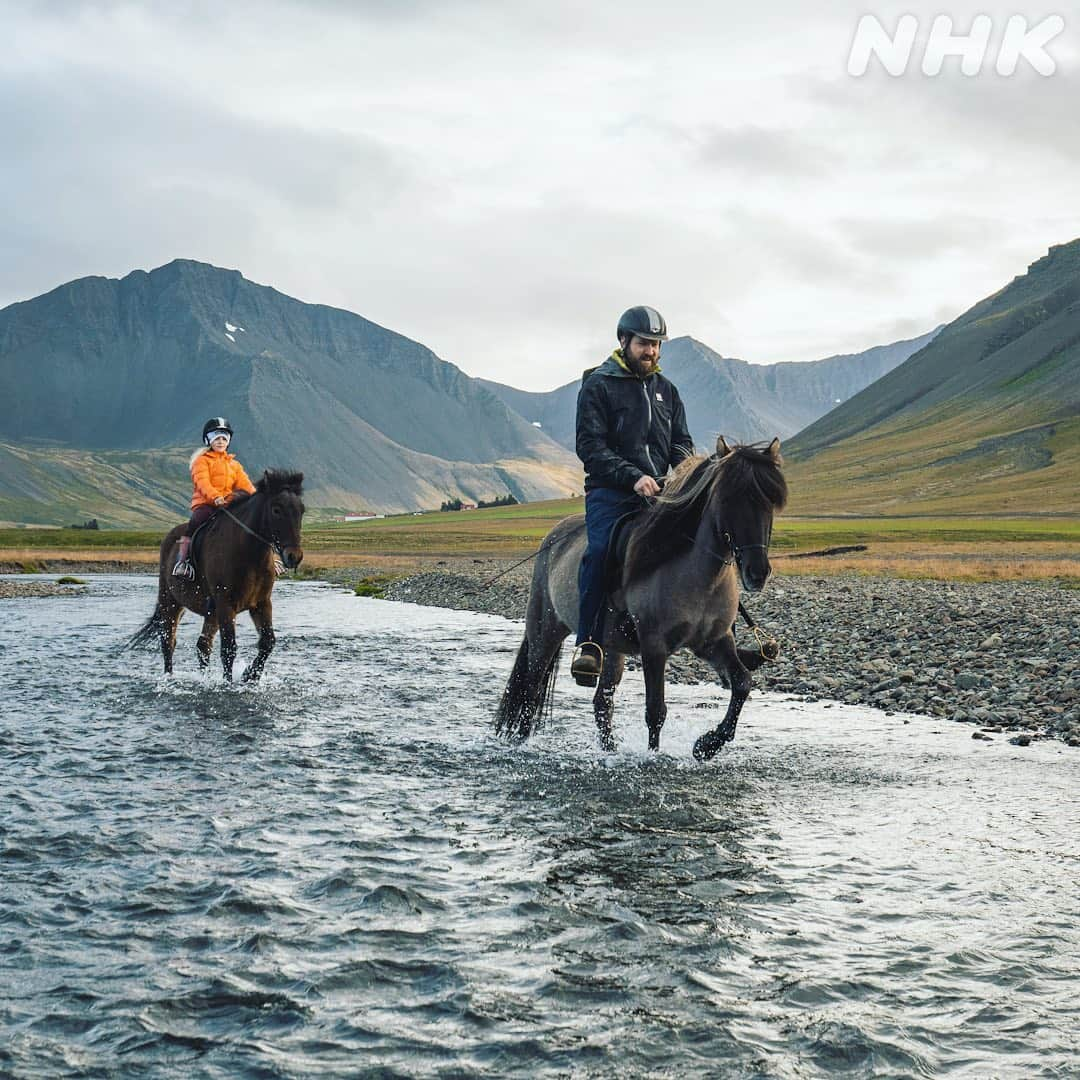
[203,417,234,445]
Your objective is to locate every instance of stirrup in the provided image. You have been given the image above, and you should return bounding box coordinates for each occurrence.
[172,559,194,580]
[571,642,604,687]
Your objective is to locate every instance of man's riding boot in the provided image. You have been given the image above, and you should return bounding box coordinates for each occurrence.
[173,535,193,578]
[571,641,604,687]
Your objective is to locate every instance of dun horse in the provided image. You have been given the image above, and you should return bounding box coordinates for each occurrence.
[495,439,787,760]
[129,470,305,680]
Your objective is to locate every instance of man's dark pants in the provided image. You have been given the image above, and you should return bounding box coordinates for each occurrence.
[577,486,641,646]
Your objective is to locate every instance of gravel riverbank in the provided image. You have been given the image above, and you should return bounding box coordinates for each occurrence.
[334,562,1080,745]
[0,579,90,600]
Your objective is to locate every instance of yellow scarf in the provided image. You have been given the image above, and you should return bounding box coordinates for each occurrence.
[612,348,660,376]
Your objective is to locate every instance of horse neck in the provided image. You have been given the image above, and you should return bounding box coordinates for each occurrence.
[687,496,736,582]
[224,493,267,550]
[626,492,729,589]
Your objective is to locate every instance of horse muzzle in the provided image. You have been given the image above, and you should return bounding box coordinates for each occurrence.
[739,562,771,594]
[281,546,304,569]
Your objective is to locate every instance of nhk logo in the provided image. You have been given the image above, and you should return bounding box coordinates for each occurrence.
[848,14,1066,76]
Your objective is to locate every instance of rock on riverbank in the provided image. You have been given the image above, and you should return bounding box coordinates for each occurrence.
[374,565,1080,745]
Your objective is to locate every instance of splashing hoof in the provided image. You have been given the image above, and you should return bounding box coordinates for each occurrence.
[693,730,727,762]
[495,723,531,746]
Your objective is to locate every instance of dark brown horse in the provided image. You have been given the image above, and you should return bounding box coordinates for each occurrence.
[129,470,305,681]
[495,439,787,759]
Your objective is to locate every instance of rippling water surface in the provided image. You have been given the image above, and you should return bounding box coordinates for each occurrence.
[2,575,1078,1078]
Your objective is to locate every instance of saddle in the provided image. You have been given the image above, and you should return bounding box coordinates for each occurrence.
[187,512,220,576]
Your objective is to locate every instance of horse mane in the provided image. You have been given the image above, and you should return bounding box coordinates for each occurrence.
[623,443,787,583]
[255,469,304,497]
[229,469,305,510]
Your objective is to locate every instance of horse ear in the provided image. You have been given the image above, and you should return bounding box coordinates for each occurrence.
[768,437,781,460]
[716,435,733,457]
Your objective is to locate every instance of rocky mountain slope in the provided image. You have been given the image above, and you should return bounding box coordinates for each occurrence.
[480,329,939,454]
[0,261,580,524]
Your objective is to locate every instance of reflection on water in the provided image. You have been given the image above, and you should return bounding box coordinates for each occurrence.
[1,576,1077,1078]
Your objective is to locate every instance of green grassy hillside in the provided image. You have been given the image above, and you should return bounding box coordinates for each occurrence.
[786,241,1080,515]
[0,444,190,527]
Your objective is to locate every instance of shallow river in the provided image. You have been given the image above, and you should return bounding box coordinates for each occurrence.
[2,576,1078,1079]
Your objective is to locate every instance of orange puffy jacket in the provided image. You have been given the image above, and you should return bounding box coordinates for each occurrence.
[190,449,256,510]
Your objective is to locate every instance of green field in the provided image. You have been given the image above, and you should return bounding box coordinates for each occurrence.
[2,501,1077,583]
[0,528,165,551]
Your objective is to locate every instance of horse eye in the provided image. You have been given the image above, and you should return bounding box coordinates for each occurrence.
[272,506,282,516]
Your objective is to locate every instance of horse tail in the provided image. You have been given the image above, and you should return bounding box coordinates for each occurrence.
[494,635,560,743]
[126,603,166,651]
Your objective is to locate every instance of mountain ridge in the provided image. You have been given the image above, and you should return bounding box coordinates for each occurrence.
[480,328,940,454]
[784,240,1080,515]
[0,260,581,524]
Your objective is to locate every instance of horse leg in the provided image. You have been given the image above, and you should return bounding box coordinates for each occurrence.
[714,649,770,690]
[242,599,275,682]
[196,615,218,670]
[640,643,669,752]
[494,626,567,743]
[160,600,182,675]
[693,635,752,762]
[592,651,625,752]
[737,647,771,673]
[217,603,238,681]
[495,558,570,743]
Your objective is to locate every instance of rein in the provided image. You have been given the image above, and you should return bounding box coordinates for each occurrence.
[467,532,572,592]
[684,528,777,657]
[470,500,776,654]
[218,501,285,558]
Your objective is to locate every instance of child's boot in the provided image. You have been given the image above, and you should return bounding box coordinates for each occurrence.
[173,536,193,578]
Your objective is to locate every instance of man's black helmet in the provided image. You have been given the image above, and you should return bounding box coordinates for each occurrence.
[617,305,668,343]
[202,417,234,444]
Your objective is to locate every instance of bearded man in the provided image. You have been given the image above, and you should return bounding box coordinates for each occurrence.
[571,305,694,685]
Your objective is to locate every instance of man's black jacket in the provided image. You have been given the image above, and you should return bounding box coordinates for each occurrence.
[576,353,694,492]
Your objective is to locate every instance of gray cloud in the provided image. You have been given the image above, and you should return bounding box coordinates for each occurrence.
[697,126,836,178]
[1,0,1077,388]
[836,215,997,260]
[0,63,422,305]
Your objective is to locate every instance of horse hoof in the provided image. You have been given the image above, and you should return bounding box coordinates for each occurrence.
[693,732,725,762]
[762,640,780,661]
[495,723,530,745]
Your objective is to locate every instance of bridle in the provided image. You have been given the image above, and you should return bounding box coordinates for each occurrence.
[218,500,288,560]
[702,448,774,571]
[718,529,771,570]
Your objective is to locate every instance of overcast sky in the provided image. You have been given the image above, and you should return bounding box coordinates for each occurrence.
[4,1,1078,389]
